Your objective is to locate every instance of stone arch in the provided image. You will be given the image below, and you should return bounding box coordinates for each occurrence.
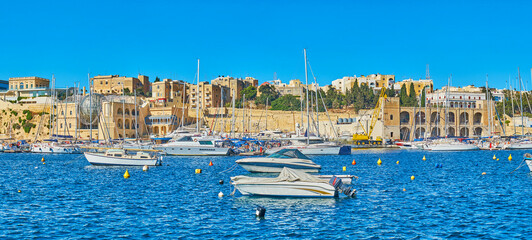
[161,126,167,136]
[448,127,456,137]
[473,113,482,125]
[125,108,130,115]
[460,112,469,125]
[400,112,410,124]
[125,119,130,129]
[117,108,123,115]
[131,120,136,130]
[448,112,455,123]
[431,112,440,124]
[400,127,411,141]
[415,127,426,139]
[415,111,426,124]
[431,127,441,137]
[132,109,136,116]
[460,127,469,137]
[117,119,122,129]
[153,126,159,135]
[474,127,483,136]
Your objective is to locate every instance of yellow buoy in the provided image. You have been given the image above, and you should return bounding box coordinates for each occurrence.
[42,162,46,165]
[410,175,415,180]
[492,155,496,160]
[403,188,406,192]
[377,158,382,165]
[422,155,426,161]
[195,169,202,174]
[508,154,512,161]
[41,157,45,162]
[497,158,499,161]
[143,165,149,171]
[342,166,346,171]
[396,161,399,164]
[482,172,486,175]
[17,190,21,193]
[123,170,130,179]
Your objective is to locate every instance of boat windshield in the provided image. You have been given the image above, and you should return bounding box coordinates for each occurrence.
[269,149,310,159]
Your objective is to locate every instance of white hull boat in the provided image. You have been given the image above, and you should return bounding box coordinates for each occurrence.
[265,145,348,155]
[236,149,321,173]
[524,153,532,172]
[231,168,356,198]
[154,136,233,156]
[84,149,160,166]
[505,141,532,150]
[31,143,82,154]
[427,143,479,151]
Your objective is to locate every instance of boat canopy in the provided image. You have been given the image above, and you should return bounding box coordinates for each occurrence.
[269,149,310,160]
[231,167,327,184]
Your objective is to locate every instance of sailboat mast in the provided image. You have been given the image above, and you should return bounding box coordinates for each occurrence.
[519,68,524,135]
[134,89,138,141]
[196,59,200,133]
[265,97,268,130]
[89,73,92,141]
[231,89,235,137]
[304,49,310,145]
[180,81,186,129]
[486,77,491,136]
[242,94,245,135]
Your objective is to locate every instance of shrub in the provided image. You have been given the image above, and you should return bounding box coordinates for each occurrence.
[23,123,36,133]
[13,123,21,130]
[11,110,18,116]
[26,112,33,120]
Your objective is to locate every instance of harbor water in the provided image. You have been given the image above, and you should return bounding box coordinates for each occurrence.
[1,150,531,239]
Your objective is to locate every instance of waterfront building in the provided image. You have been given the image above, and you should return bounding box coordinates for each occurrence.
[393,79,433,96]
[0,77,51,101]
[146,102,191,137]
[331,76,357,94]
[189,81,228,109]
[267,79,306,96]
[91,74,150,95]
[151,78,187,104]
[211,76,258,100]
[352,74,395,91]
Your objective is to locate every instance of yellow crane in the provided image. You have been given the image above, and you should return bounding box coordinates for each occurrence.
[352,87,387,144]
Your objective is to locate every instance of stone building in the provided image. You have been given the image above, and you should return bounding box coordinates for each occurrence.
[394,79,433,96]
[91,74,150,95]
[151,78,187,104]
[189,81,228,109]
[211,76,258,100]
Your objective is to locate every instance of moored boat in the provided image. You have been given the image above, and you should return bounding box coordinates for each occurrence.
[84,149,161,166]
[236,149,321,173]
[524,153,532,172]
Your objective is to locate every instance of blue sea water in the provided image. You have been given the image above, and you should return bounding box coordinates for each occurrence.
[0,150,531,239]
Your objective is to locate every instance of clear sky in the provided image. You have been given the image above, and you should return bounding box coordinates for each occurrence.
[1,0,531,90]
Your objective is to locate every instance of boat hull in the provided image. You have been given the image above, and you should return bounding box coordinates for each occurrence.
[428,144,479,151]
[154,146,231,156]
[84,152,159,166]
[525,159,532,172]
[233,182,337,198]
[265,145,349,155]
[31,145,82,154]
[506,143,532,150]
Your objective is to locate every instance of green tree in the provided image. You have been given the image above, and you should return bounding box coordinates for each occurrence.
[240,86,257,100]
[255,84,279,106]
[399,84,408,106]
[420,88,426,107]
[154,76,161,82]
[270,95,301,111]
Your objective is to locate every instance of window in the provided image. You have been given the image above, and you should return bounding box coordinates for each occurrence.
[20,82,24,89]
[69,123,71,128]
[391,132,394,137]
[390,115,393,120]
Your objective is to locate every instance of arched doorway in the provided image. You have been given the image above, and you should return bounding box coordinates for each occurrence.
[431,127,441,137]
[474,127,482,136]
[153,126,159,135]
[448,127,456,137]
[473,113,482,125]
[460,112,469,125]
[460,127,469,137]
[431,112,440,124]
[448,112,455,123]
[415,111,426,124]
[400,112,410,124]
[400,127,411,141]
[415,127,426,139]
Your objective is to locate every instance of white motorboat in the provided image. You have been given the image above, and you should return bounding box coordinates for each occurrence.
[236,149,321,173]
[84,149,161,166]
[505,140,532,150]
[31,141,82,154]
[154,136,233,156]
[265,136,350,155]
[524,153,532,172]
[426,142,479,151]
[230,167,356,198]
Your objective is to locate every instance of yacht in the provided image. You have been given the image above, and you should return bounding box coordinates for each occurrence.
[31,140,82,154]
[265,136,351,155]
[84,149,161,166]
[154,136,234,156]
[505,140,532,150]
[524,153,532,172]
[426,141,479,151]
[236,149,321,173]
[230,167,356,198]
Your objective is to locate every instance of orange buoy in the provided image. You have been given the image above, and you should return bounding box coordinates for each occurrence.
[209,161,213,166]
[351,160,356,165]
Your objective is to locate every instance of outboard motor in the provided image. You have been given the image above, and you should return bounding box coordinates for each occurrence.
[329,176,357,198]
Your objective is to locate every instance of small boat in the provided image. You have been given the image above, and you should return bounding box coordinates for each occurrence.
[230,167,356,198]
[426,140,479,151]
[154,136,233,156]
[31,141,82,154]
[236,149,321,173]
[84,149,161,166]
[524,153,532,172]
[505,140,532,150]
[265,137,351,155]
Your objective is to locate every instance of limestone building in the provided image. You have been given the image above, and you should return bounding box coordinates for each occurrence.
[91,74,150,95]
[211,76,258,100]
[151,78,187,104]
[394,79,433,96]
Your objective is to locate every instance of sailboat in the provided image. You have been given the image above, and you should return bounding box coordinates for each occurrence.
[265,49,350,155]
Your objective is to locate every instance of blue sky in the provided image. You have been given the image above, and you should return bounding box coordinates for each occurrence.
[1,0,531,90]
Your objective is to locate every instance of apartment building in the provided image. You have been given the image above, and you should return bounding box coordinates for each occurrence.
[91,74,150,95]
